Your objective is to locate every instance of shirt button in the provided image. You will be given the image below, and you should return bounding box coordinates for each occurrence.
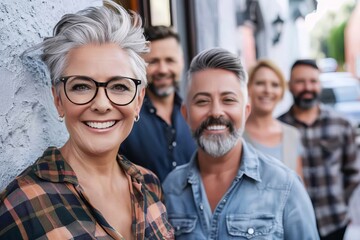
[172,141,177,147]
[199,204,204,210]
[247,227,255,235]
[149,108,155,113]
[172,161,177,167]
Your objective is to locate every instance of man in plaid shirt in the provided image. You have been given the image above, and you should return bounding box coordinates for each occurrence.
[279,59,360,240]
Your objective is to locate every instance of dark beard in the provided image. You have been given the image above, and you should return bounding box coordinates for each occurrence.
[293,90,319,110]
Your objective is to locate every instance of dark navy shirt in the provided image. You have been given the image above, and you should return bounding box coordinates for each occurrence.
[120,93,196,182]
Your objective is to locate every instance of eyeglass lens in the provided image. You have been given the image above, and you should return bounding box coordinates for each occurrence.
[64,76,137,105]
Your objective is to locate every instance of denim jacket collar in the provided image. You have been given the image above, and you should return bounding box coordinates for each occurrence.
[184,140,261,188]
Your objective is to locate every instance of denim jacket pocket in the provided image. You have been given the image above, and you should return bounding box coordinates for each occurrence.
[226,213,276,239]
[168,214,197,236]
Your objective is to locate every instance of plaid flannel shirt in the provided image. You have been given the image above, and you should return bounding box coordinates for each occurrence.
[279,105,360,237]
[0,147,174,239]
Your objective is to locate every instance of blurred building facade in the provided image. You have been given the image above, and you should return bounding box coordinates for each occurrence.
[133,0,316,114]
[345,0,360,78]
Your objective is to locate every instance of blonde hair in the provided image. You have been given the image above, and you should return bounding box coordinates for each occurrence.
[247,59,286,98]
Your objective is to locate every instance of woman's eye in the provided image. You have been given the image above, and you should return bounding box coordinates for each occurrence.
[254,81,264,86]
[110,84,131,92]
[108,83,135,94]
[71,84,92,92]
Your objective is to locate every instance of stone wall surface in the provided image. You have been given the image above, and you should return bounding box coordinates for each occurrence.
[0,0,102,191]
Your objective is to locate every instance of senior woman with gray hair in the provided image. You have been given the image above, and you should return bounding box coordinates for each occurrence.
[0,1,173,239]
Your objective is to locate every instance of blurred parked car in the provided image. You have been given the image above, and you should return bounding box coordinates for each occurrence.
[319,72,360,144]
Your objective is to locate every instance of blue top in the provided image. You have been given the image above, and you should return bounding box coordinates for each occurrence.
[162,140,319,240]
[120,93,196,182]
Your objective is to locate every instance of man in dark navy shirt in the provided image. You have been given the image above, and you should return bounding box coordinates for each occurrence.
[120,26,196,182]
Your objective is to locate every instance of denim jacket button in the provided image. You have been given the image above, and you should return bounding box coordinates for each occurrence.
[247,227,255,235]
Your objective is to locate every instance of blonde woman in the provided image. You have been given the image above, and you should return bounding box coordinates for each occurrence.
[244,59,303,178]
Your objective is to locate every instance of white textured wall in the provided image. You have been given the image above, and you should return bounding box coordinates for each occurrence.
[0,0,102,191]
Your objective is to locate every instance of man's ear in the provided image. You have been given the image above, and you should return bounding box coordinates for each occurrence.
[52,86,64,117]
[244,101,251,121]
[287,78,293,93]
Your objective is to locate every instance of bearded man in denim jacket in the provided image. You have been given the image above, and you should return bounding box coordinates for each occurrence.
[162,48,319,239]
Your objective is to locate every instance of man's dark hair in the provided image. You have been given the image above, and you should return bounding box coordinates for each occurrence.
[144,25,180,43]
[291,59,319,71]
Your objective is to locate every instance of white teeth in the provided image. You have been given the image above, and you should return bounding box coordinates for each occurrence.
[207,125,226,130]
[259,97,272,101]
[86,121,116,129]
[259,98,274,104]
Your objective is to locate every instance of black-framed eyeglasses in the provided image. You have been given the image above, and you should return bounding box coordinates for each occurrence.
[58,75,142,106]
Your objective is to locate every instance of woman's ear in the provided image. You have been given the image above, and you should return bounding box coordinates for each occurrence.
[135,87,145,116]
[52,86,64,117]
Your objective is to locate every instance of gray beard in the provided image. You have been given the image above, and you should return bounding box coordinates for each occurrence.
[148,83,176,98]
[198,128,243,158]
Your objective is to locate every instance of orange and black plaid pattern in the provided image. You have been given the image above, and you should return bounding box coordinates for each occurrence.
[0,147,174,239]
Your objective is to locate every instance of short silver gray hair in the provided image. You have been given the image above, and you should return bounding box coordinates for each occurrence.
[33,0,148,87]
[184,48,248,101]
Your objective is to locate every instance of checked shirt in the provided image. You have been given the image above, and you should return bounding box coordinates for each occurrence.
[0,147,174,239]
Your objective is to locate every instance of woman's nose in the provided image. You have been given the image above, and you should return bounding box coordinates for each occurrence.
[90,88,112,112]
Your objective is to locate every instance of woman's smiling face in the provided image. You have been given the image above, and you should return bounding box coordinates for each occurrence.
[53,43,144,156]
[248,66,283,115]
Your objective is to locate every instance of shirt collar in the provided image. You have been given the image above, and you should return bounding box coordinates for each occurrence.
[286,103,329,124]
[33,147,78,184]
[185,140,262,187]
[33,147,144,185]
[118,155,145,184]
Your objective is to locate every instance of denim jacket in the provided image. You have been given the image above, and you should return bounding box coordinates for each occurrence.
[162,140,319,240]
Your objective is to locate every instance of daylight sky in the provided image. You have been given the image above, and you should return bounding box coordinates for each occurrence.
[305,0,356,30]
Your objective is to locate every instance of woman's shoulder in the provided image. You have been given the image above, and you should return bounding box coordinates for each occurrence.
[279,121,301,136]
[279,121,298,131]
[1,146,75,205]
[0,165,37,203]
[131,163,160,182]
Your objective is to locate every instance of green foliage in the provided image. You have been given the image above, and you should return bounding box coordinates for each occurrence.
[310,0,356,65]
[327,21,346,69]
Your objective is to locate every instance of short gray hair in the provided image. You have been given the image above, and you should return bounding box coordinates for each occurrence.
[31,0,148,87]
[184,48,248,101]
